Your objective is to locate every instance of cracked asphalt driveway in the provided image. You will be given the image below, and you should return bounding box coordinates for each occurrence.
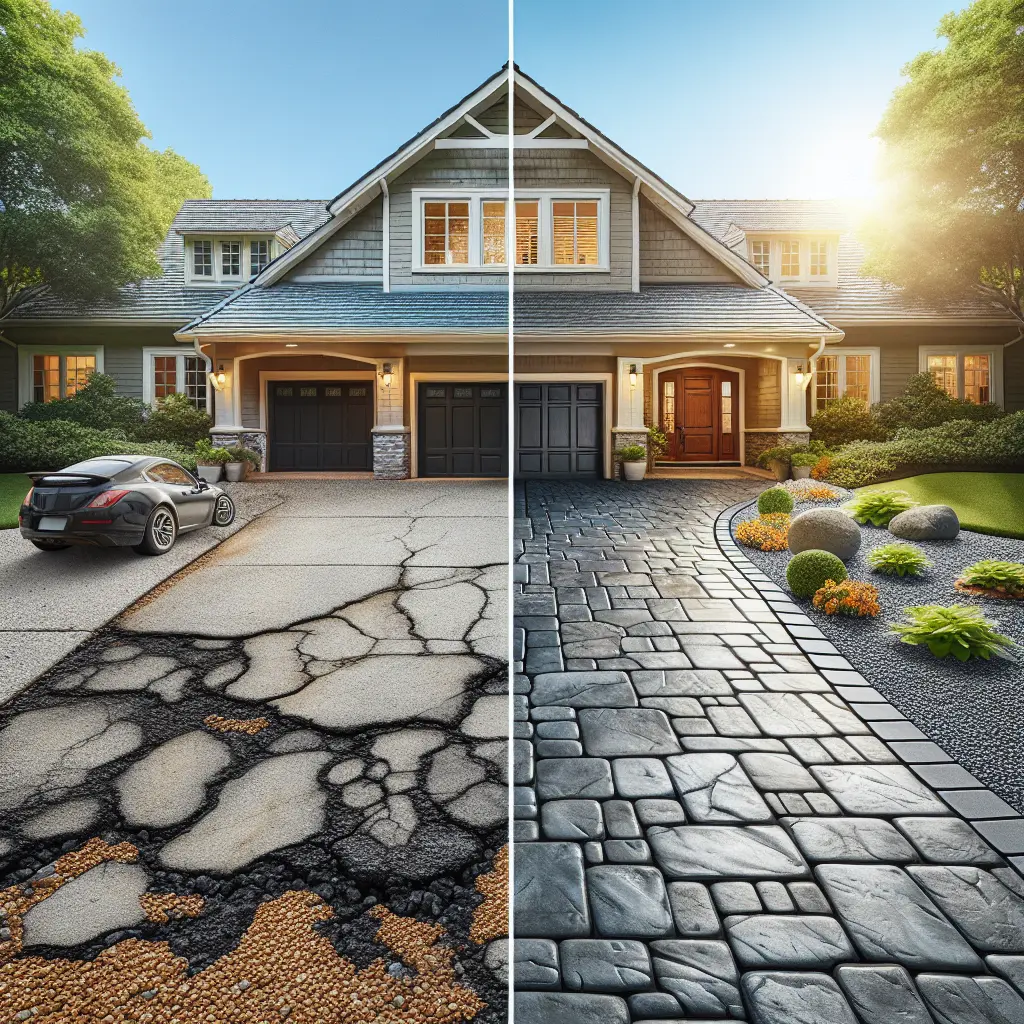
[0,479,510,1024]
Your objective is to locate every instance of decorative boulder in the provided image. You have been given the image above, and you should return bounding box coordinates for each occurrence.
[788,507,862,561]
[888,504,960,541]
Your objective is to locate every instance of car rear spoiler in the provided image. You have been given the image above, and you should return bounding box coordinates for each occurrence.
[27,472,111,485]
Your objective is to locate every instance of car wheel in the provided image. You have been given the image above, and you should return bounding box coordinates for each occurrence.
[213,493,236,527]
[134,505,177,556]
[31,539,71,552]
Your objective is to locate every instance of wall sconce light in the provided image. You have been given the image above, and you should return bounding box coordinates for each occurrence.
[723,343,736,349]
[380,362,393,388]
[285,342,298,348]
[628,364,638,390]
[794,364,806,387]
[209,364,227,392]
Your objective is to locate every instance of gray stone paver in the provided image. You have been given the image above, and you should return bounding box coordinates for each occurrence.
[513,480,1024,1023]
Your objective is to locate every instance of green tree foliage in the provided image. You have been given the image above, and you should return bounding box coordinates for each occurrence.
[0,0,211,315]
[861,0,1024,323]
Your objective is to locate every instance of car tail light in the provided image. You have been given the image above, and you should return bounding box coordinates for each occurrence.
[23,486,33,507]
[87,489,130,509]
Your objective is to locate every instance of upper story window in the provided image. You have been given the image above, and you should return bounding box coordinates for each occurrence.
[748,236,837,285]
[186,236,276,284]
[924,347,996,404]
[416,194,507,270]
[424,201,470,266]
[781,240,801,278]
[552,200,599,265]
[809,239,828,276]
[482,202,507,265]
[516,201,539,265]
[750,240,770,276]
[515,191,609,271]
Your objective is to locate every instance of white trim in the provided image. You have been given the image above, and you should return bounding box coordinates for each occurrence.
[17,344,104,408]
[919,344,1004,407]
[462,114,495,138]
[436,136,590,149]
[811,347,880,411]
[258,369,376,433]
[184,234,277,286]
[650,361,747,465]
[408,371,509,479]
[141,347,213,414]
[513,372,615,479]
[744,233,841,289]
[631,178,641,293]
[512,189,610,272]
[526,114,558,139]
[380,178,390,294]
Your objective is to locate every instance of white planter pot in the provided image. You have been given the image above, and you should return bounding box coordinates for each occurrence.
[224,462,246,482]
[622,461,647,482]
[196,464,223,483]
[791,465,813,480]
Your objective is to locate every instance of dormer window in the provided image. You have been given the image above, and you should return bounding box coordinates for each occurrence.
[186,236,277,284]
[747,236,837,285]
[781,240,800,278]
[809,239,828,276]
[750,240,770,276]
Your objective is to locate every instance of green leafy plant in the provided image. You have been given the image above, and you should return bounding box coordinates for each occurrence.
[843,490,917,526]
[757,445,794,468]
[614,444,647,462]
[757,487,795,515]
[867,543,933,578]
[891,604,1016,662]
[194,439,232,465]
[136,392,213,448]
[787,549,848,598]
[956,560,1024,598]
[225,446,262,468]
[873,374,1004,436]
[18,374,145,435]
[790,451,821,468]
[646,426,669,463]
[809,395,885,446]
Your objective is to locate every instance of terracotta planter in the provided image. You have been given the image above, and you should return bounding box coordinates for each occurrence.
[196,464,223,483]
[768,459,790,482]
[224,462,246,482]
[623,461,647,482]
[791,465,812,480]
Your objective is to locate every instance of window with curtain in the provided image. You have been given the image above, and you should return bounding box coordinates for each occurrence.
[423,201,470,266]
[552,200,599,265]
[927,354,958,398]
[927,352,992,403]
[516,201,539,265]
[32,354,97,403]
[963,354,990,404]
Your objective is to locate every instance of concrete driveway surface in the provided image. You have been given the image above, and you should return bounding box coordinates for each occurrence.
[513,479,1024,1024]
[0,478,509,1024]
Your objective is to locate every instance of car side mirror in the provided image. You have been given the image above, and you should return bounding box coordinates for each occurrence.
[197,479,210,491]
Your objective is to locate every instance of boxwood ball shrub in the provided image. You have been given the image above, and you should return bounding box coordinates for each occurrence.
[955,560,1024,599]
[843,490,917,527]
[891,604,1016,662]
[757,486,795,515]
[787,549,848,598]
[866,543,932,578]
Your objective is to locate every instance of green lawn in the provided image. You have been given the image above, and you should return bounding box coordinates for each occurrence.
[0,474,31,529]
[858,472,1024,539]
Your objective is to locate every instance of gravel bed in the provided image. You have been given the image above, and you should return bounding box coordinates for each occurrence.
[733,497,1024,813]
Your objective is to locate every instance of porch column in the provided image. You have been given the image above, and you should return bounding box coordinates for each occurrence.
[371,357,410,479]
[612,356,648,478]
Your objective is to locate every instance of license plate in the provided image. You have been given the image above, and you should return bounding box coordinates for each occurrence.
[37,516,68,531]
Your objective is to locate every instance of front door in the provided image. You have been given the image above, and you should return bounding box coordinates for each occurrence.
[268,381,372,471]
[660,368,739,462]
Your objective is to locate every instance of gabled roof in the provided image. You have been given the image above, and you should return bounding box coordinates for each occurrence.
[690,199,1015,324]
[3,199,329,324]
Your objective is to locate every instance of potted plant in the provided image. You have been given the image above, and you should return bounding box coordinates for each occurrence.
[194,439,230,483]
[224,446,261,482]
[646,426,669,470]
[615,444,649,481]
[757,445,793,482]
[790,450,819,480]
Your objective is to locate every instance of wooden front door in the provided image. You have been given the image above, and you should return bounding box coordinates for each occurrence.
[659,368,739,462]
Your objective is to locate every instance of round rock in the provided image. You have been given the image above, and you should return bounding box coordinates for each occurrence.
[888,504,960,541]
[788,508,862,561]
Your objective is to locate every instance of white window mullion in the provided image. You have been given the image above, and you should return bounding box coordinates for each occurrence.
[469,199,481,267]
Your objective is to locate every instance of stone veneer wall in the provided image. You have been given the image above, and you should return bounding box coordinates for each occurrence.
[743,430,810,467]
[611,429,649,480]
[372,430,411,480]
[211,430,268,471]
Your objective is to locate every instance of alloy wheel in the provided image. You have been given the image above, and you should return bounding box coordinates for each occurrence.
[152,508,176,549]
[214,495,235,526]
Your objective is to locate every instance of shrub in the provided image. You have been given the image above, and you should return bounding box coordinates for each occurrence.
[812,579,881,617]
[810,455,832,480]
[18,373,145,435]
[891,604,1016,661]
[757,445,794,468]
[735,513,790,551]
[136,392,212,448]
[225,446,262,468]
[0,412,196,473]
[615,444,647,462]
[810,396,885,446]
[195,439,233,465]
[874,373,1004,435]
[790,451,820,468]
[867,543,932,577]
[843,490,917,527]
[646,427,669,462]
[787,549,848,598]
[757,487,795,515]
[955,560,1024,598]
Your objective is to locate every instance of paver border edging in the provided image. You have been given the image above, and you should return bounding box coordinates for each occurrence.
[713,497,1024,877]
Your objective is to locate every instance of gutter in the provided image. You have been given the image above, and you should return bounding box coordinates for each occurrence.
[805,335,828,393]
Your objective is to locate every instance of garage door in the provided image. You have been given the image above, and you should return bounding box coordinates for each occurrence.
[418,382,507,477]
[268,381,371,471]
[516,382,603,477]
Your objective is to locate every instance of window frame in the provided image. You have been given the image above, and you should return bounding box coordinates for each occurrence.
[185,235,277,285]
[142,347,213,413]
[812,348,881,412]
[919,345,1003,406]
[515,189,611,272]
[412,191,510,272]
[17,345,104,408]
[746,234,838,286]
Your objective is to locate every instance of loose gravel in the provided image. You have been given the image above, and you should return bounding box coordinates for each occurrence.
[734,497,1024,813]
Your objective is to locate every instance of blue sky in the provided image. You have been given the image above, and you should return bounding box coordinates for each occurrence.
[69,0,954,200]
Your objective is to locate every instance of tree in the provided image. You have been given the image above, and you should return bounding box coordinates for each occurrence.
[862,0,1024,325]
[0,0,211,316]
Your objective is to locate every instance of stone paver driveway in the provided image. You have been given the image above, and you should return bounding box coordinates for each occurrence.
[0,480,508,1024]
[513,479,1024,1024]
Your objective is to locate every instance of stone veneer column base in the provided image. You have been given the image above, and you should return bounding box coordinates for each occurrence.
[611,428,649,480]
[372,429,411,480]
[743,430,811,468]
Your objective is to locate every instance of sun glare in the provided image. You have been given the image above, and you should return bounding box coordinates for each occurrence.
[801,132,882,201]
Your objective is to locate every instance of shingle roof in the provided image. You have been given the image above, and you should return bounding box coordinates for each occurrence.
[178,281,835,336]
[689,200,1012,322]
[3,199,329,323]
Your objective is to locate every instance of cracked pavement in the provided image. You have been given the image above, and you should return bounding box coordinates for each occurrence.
[513,479,1024,1024]
[0,479,509,1024]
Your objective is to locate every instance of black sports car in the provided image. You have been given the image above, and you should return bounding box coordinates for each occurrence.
[19,455,236,556]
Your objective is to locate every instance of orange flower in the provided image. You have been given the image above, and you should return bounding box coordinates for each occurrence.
[810,456,831,480]
[812,579,881,618]
[736,513,790,552]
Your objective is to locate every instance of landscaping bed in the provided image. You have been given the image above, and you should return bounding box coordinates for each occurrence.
[731,493,1024,813]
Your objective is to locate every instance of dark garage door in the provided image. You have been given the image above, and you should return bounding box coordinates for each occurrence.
[516,382,603,477]
[268,381,371,471]
[418,382,507,477]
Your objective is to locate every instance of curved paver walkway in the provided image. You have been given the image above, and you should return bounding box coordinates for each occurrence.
[513,479,1024,1024]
